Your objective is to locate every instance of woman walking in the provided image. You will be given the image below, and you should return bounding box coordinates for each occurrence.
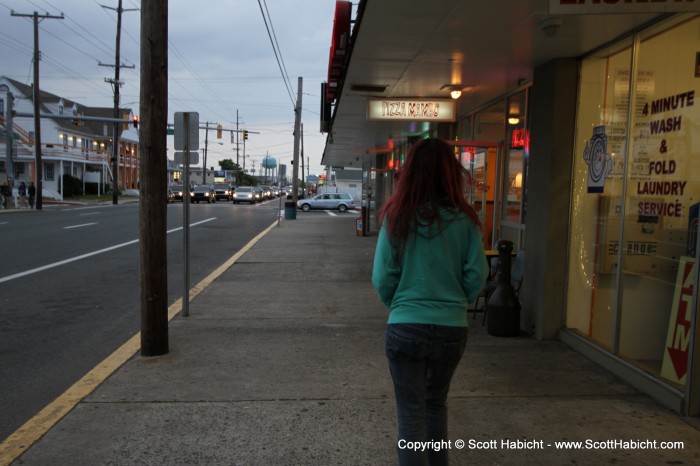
[372,138,488,465]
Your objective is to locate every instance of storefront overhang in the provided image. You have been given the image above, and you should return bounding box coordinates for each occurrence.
[322,0,667,169]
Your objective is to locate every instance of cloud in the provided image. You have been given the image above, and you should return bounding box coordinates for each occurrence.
[0,0,335,173]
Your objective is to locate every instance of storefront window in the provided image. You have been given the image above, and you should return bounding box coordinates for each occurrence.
[566,16,699,388]
[503,91,527,225]
[459,115,474,141]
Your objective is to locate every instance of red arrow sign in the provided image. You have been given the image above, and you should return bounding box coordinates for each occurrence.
[666,260,695,380]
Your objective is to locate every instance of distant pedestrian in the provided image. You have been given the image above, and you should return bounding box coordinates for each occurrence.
[1,182,9,209]
[28,182,36,209]
[372,138,488,466]
[18,182,29,209]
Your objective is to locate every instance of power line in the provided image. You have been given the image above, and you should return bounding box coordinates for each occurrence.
[261,0,293,96]
[256,0,295,108]
[39,0,120,59]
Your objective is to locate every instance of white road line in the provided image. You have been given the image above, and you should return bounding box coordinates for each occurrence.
[326,211,338,216]
[64,223,98,229]
[79,212,101,216]
[0,217,217,284]
[66,205,108,211]
[166,217,216,233]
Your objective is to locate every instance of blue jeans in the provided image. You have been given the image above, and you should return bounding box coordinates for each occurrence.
[385,323,468,466]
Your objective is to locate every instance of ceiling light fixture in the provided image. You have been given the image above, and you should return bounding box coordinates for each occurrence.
[540,17,562,38]
[441,84,474,100]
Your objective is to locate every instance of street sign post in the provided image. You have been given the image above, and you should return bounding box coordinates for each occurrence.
[174,111,199,317]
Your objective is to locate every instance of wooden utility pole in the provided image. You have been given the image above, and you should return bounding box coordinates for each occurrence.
[11,10,64,211]
[101,0,137,205]
[139,0,168,356]
[291,77,303,204]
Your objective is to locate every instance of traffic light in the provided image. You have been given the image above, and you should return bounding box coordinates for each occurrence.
[243,129,248,140]
[217,124,222,139]
[132,115,139,129]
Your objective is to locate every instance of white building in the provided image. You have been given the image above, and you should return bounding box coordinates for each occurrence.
[0,76,139,199]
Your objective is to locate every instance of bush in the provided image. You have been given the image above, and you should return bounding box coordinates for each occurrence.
[60,174,84,198]
[84,182,104,195]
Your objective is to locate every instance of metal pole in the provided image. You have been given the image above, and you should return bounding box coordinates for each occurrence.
[183,114,191,317]
[300,122,304,198]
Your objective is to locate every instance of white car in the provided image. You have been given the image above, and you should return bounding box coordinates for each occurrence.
[233,186,259,204]
[297,193,356,212]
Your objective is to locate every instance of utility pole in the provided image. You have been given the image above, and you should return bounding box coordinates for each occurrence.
[203,121,209,184]
[140,0,168,356]
[100,0,137,205]
[11,10,64,211]
[291,77,303,205]
[4,93,14,187]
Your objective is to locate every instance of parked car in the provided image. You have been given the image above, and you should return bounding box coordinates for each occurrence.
[190,185,216,203]
[297,193,356,212]
[170,184,186,201]
[166,187,176,204]
[214,183,234,201]
[233,186,258,204]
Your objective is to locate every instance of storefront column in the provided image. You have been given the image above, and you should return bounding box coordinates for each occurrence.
[523,58,578,340]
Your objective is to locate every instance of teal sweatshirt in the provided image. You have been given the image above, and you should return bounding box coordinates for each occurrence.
[372,209,488,327]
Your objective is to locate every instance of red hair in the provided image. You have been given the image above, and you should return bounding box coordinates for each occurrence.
[380,138,480,246]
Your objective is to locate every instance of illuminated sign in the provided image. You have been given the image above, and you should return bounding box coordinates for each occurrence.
[367,99,456,122]
[550,0,700,15]
[511,128,526,149]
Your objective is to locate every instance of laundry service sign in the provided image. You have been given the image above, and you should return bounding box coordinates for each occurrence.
[550,0,700,15]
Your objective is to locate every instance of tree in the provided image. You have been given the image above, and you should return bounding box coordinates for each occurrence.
[219,158,236,170]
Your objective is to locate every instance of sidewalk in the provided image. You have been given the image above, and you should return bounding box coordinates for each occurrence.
[9,214,700,465]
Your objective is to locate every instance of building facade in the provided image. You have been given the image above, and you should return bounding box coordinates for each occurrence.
[1,77,139,199]
[322,2,699,415]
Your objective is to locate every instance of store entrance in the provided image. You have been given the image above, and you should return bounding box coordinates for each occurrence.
[449,141,502,249]
[363,168,392,235]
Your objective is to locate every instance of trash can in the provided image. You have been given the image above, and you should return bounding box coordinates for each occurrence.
[486,240,521,336]
[356,217,364,236]
[284,200,297,220]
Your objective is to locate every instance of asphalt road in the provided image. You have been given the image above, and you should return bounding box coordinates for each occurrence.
[0,199,281,442]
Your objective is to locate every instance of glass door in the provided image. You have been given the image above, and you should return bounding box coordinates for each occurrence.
[449,141,501,249]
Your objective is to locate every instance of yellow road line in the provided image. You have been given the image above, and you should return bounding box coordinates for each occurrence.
[0,220,278,465]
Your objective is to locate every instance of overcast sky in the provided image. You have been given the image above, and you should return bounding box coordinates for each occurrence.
[0,0,340,176]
